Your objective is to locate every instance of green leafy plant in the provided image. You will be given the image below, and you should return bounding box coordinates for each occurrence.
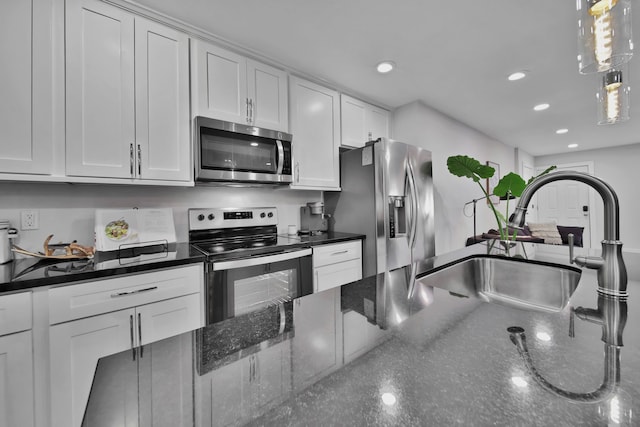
[447,155,556,243]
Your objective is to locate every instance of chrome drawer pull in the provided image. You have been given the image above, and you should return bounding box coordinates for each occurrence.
[331,250,349,256]
[110,286,158,298]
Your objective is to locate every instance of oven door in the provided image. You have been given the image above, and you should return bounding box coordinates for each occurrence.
[207,248,312,323]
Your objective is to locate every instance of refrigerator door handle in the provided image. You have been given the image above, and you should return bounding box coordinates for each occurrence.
[406,161,419,252]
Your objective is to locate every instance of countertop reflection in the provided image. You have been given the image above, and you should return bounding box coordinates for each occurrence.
[84,244,640,426]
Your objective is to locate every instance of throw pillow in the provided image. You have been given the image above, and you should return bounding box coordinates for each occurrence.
[557,225,584,247]
[526,222,563,245]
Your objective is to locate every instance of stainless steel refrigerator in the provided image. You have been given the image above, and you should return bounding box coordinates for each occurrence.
[325,138,435,328]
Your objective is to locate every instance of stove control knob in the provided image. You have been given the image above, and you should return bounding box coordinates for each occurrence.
[260,212,266,218]
[197,214,205,221]
[208,214,215,221]
[267,212,274,218]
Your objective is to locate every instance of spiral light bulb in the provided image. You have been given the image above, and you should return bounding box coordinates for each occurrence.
[590,0,617,69]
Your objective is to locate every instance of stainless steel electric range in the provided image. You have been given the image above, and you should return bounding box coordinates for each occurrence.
[189,207,312,324]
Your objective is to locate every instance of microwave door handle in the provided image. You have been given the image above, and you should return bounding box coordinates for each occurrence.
[276,140,284,174]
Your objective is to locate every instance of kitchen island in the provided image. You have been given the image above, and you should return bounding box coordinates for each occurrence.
[83,243,639,426]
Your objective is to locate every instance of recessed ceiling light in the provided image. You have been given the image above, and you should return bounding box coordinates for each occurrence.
[533,103,550,111]
[376,61,395,74]
[511,377,528,388]
[536,331,552,342]
[556,128,569,134]
[568,143,579,148]
[508,71,527,81]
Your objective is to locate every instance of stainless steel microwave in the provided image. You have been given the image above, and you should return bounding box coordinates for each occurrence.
[195,116,293,185]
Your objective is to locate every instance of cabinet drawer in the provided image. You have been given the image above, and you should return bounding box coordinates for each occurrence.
[314,258,362,292]
[49,264,203,325]
[0,292,32,336]
[312,241,362,268]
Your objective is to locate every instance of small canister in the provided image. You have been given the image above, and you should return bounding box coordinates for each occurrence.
[0,220,18,264]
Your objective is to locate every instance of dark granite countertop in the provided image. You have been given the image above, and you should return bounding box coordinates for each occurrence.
[0,242,205,293]
[0,232,364,294]
[83,242,640,426]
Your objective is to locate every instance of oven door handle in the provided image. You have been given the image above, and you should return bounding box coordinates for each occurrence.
[212,248,312,271]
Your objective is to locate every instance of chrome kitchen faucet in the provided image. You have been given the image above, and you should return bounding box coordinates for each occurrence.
[508,170,627,298]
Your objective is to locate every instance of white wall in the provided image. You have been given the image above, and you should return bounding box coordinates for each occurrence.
[535,143,640,252]
[391,101,523,255]
[0,182,320,255]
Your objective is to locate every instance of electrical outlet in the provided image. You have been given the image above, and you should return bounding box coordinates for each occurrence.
[21,210,39,230]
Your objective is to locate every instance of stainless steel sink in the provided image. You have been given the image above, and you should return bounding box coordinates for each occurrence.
[415,255,582,313]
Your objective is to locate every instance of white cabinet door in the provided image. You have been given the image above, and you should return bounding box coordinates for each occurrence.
[191,39,248,125]
[340,95,367,148]
[248,340,290,414]
[289,77,340,189]
[136,293,202,346]
[292,290,342,389]
[191,41,289,132]
[135,18,191,182]
[206,357,244,426]
[0,0,52,175]
[65,0,135,178]
[367,105,390,142]
[340,94,389,148]
[343,310,389,364]
[50,308,135,427]
[138,334,194,427]
[0,331,34,427]
[247,60,289,132]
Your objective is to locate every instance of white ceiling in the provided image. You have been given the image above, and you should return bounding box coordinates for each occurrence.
[132,0,639,156]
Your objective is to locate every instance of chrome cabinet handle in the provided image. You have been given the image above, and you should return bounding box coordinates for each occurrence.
[331,250,348,256]
[295,162,300,183]
[130,314,135,361]
[110,286,158,298]
[138,312,143,358]
[137,144,142,176]
[130,144,134,176]
[249,99,254,124]
[246,98,251,124]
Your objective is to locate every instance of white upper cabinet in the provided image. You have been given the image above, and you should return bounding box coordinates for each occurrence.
[0,0,53,175]
[65,0,191,182]
[134,18,191,181]
[340,94,389,148]
[191,39,289,132]
[289,76,340,190]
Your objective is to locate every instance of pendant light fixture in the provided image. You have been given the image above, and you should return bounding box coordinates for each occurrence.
[577,0,633,74]
[596,65,630,124]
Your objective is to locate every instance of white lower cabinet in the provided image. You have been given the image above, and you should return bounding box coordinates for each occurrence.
[312,240,363,292]
[0,291,34,427]
[0,330,35,427]
[343,310,389,365]
[292,288,342,390]
[48,265,203,427]
[50,309,134,427]
[198,340,291,427]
